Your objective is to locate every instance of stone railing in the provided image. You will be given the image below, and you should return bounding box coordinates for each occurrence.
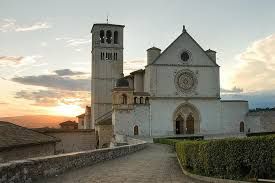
[0,140,147,183]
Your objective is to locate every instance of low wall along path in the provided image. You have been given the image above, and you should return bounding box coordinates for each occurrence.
[0,140,146,183]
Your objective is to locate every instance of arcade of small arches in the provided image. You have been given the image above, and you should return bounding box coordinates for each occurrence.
[119,94,150,105]
[100,52,118,60]
[99,30,118,44]
[134,96,149,105]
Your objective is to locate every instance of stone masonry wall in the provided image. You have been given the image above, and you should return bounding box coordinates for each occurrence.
[0,140,147,183]
[44,131,96,153]
[0,143,55,164]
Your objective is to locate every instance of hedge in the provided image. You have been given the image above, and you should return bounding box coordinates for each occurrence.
[175,135,275,180]
[153,136,203,147]
[153,138,180,147]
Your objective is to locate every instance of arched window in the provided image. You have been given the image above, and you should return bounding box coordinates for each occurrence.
[100,30,104,43]
[134,97,137,104]
[113,52,118,60]
[106,30,112,44]
[114,31,118,44]
[140,97,144,104]
[145,97,149,104]
[134,125,139,135]
[240,121,244,132]
[122,94,127,104]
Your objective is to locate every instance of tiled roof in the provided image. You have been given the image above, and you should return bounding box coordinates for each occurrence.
[0,121,60,151]
[59,121,78,126]
[32,128,95,133]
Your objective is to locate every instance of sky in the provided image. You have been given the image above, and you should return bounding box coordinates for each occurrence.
[1,0,275,117]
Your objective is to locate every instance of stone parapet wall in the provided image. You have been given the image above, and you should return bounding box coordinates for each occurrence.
[0,141,147,183]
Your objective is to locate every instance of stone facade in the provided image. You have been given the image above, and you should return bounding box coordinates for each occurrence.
[0,143,55,164]
[113,105,150,136]
[104,24,249,138]
[221,101,249,133]
[77,114,85,129]
[91,24,124,130]
[41,130,96,153]
[246,111,275,133]
[0,138,147,183]
[77,106,92,129]
[96,124,113,148]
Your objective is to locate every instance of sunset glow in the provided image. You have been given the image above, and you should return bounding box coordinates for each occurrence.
[50,104,84,117]
[1,0,275,118]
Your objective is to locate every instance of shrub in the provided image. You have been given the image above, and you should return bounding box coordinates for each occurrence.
[153,138,180,147]
[175,135,275,180]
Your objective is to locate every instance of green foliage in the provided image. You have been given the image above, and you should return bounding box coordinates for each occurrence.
[153,136,203,147]
[153,138,180,147]
[175,135,275,180]
[247,131,275,137]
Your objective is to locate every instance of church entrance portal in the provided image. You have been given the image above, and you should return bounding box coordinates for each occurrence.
[173,103,200,135]
[186,114,194,134]
[175,116,184,134]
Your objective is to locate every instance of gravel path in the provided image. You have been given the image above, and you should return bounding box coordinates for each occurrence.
[37,143,202,183]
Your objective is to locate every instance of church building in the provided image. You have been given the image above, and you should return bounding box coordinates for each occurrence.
[90,23,249,146]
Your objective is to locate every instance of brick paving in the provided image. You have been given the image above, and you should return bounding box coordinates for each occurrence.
[37,143,202,183]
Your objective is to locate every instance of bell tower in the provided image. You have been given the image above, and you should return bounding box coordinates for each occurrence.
[91,23,124,129]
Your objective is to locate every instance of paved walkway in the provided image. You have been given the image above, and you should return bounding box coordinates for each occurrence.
[37,144,202,183]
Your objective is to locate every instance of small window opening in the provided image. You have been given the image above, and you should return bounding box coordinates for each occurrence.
[106,30,112,44]
[114,31,118,44]
[122,94,127,104]
[100,30,105,43]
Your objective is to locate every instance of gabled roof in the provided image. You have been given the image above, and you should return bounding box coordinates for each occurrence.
[0,121,60,151]
[130,69,145,75]
[146,30,219,67]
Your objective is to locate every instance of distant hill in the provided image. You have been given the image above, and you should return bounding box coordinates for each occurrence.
[0,115,77,128]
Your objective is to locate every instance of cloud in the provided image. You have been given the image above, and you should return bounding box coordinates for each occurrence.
[54,69,86,76]
[124,59,146,75]
[0,19,51,32]
[12,69,90,91]
[0,55,42,66]
[221,86,243,94]
[232,34,275,92]
[0,56,23,64]
[0,19,16,32]
[15,22,51,32]
[222,90,275,109]
[40,42,47,47]
[0,102,8,105]
[56,37,91,47]
[15,90,90,107]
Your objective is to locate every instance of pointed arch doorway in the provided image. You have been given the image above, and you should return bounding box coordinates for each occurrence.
[173,103,200,135]
[186,114,195,134]
[175,115,184,134]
